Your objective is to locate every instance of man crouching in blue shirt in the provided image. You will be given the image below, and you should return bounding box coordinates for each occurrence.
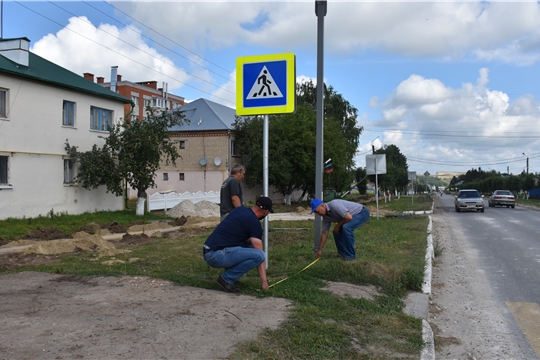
[203,196,274,293]
[311,198,370,261]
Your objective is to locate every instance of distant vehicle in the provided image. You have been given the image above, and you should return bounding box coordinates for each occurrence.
[455,189,484,213]
[488,190,516,208]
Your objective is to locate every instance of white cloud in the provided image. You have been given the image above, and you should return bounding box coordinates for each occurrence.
[368,68,540,173]
[114,2,540,64]
[209,70,236,107]
[31,16,189,91]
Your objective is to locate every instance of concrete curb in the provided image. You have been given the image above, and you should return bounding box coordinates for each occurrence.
[422,215,435,359]
[516,203,540,211]
[403,213,435,359]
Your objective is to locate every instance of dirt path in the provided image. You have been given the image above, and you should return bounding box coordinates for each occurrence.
[0,272,292,359]
[429,198,535,359]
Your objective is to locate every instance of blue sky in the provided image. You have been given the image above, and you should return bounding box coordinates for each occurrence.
[4,1,540,178]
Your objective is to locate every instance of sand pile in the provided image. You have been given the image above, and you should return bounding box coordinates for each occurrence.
[166,200,220,218]
[22,232,117,255]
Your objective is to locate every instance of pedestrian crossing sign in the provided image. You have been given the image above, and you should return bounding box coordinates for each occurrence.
[236,53,296,116]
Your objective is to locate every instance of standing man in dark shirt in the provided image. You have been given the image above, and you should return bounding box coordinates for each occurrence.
[311,198,370,261]
[203,196,274,293]
[220,164,246,222]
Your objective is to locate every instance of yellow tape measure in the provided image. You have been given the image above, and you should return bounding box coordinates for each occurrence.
[268,257,320,288]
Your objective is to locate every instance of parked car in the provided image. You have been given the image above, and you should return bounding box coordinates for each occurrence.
[455,189,484,212]
[488,190,516,208]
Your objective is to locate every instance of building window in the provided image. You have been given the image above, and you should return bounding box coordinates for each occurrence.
[152,97,169,109]
[0,88,7,118]
[179,173,184,181]
[63,100,75,126]
[90,106,113,131]
[163,173,169,181]
[63,159,76,184]
[179,141,185,149]
[0,156,8,185]
[131,94,139,107]
[143,98,151,108]
[231,139,239,156]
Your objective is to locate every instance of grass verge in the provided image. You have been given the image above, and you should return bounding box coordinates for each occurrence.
[364,194,434,213]
[0,207,429,359]
[0,208,170,241]
[516,198,540,208]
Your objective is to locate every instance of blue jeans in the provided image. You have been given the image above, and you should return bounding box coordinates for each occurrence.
[333,207,370,260]
[204,246,265,284]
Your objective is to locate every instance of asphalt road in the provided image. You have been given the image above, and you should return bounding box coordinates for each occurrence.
[438,194,540,357]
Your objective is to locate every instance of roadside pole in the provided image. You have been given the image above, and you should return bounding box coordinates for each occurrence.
[313,0,327,252]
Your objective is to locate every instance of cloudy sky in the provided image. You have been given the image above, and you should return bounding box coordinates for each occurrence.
[4,1,540,176]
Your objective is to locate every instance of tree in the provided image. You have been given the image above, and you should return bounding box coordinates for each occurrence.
[354,167,368,194]
[522,173,536,193]
[65,107,186,215]
[233,81,363,203]
[370,144,409,193]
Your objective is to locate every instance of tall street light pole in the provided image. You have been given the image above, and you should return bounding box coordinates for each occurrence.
[313,0,327,252]
[523,152,529,175]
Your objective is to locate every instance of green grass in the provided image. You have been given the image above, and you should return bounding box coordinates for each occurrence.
[363,194,434,213]
[516,198,540,208]
[0,208,429,359]
[0,208,170,241]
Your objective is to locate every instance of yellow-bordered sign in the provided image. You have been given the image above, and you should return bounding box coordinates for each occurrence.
[236,53,296,116]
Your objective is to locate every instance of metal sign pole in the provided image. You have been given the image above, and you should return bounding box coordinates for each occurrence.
[375,157,379,219]
[263,114,269,269]
[313,0,327,253]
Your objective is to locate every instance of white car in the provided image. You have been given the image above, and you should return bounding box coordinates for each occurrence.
[488,190,516,208]
[455,189,484,213]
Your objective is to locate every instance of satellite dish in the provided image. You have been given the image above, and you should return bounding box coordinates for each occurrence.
[199,157,207,166]
[214,157,221,166]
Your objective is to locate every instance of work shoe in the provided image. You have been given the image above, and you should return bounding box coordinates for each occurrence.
[217,275,241,293]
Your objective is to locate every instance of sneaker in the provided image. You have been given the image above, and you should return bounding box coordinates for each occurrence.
[217,275,241,293]
[342,257,355,262]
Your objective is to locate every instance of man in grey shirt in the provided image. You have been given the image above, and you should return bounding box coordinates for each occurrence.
[220,164,246,221]
[311,198,370,261]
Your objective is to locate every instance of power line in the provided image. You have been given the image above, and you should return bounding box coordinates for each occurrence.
[13,1,236,106]
[83,1,233,83]
[102,1,232,77]
[364,128,540,139]
[406,152,540,167]
[48,1,234,95]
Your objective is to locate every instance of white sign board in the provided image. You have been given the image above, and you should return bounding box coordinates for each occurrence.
[366,154,387,175]
[408,171,417,181]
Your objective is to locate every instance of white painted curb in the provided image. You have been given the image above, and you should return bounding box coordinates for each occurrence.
[422,215,435,360]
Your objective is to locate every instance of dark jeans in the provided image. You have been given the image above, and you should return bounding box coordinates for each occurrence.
[333,207,370,260]
[204,246,265,284]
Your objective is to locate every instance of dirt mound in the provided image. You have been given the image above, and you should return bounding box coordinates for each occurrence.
[172,216,188,226]
[183,216,220,229]
[115,233,158,247]
[79,221,136,235]
[166,200,220,218]
[23,233,116,255]
[296,206,311,215]
[25,227,72,241]
[127,221,172,233]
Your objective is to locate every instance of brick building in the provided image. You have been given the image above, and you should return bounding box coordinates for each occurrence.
[83,67,185,120]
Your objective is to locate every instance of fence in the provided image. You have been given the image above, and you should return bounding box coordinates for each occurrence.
[147,190,220,212]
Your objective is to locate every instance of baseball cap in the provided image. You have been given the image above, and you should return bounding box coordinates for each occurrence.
[310,198,324,213]
[256,196,274,213]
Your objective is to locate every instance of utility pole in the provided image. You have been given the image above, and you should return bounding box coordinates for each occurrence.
[523,152,529,175]
[313,0,327,253]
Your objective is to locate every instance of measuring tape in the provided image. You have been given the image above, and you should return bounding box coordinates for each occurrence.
[268,257,320,288]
